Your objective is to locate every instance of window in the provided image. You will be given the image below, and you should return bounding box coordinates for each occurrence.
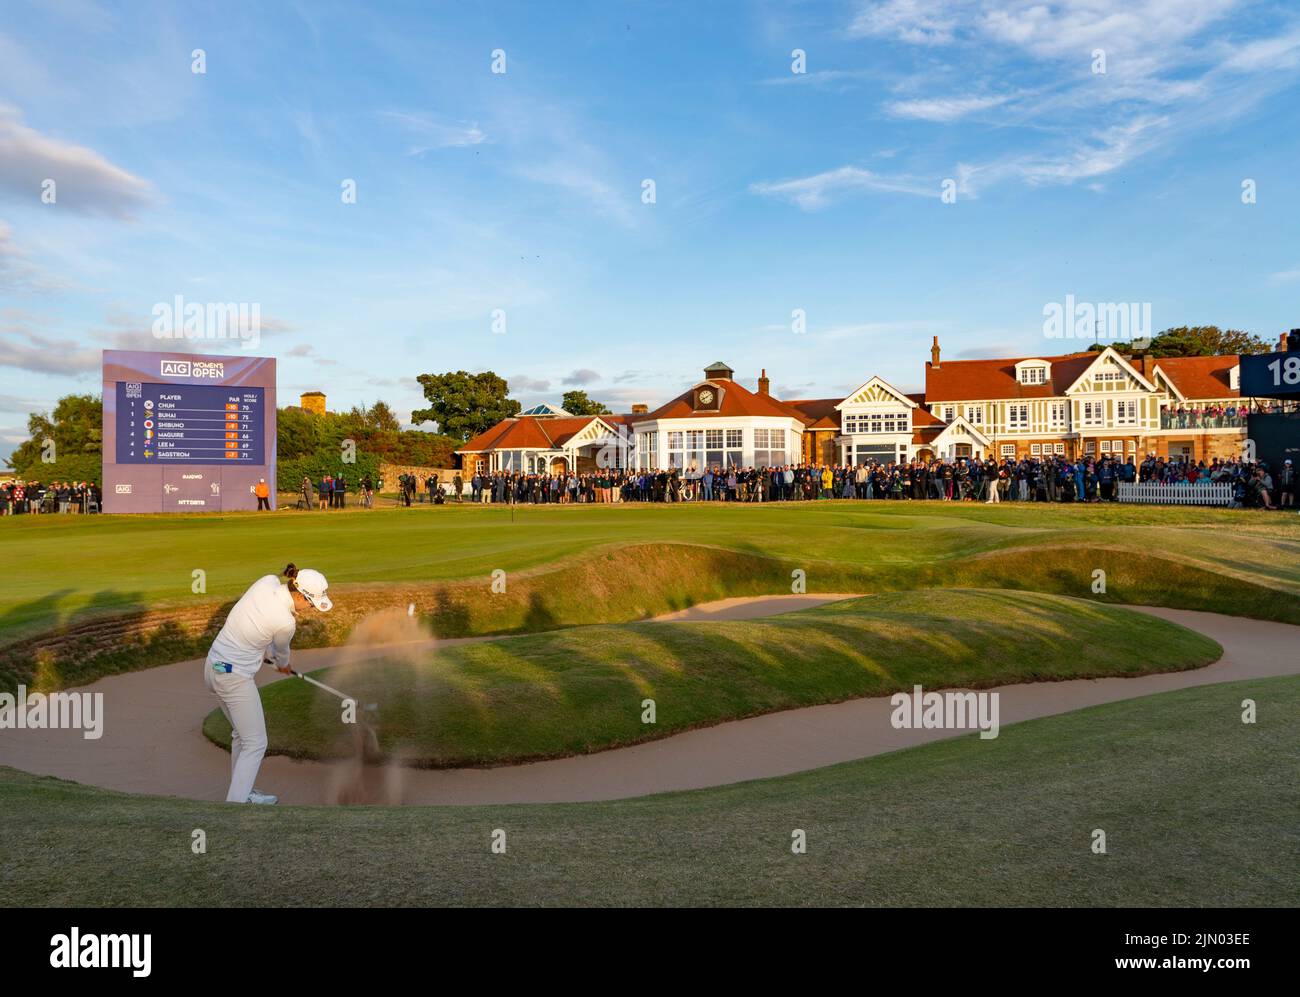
[754,428,786,468]
[1082,401,1104,427]
[966,406,983,425]
[943,406,955,422]
[1127,440,1136,451]
[638,431,657,469]
[1100,440,1111,453]
[726,429,742,448]
[1019,366,1046,384]
[1031,443,1042,455]
[1116,399,1137,425]
[1001,444,1016,457]
[1054,443,1065,455]
[1008,404,1029,429]
[843,415,858,433]
[1094,371,1124,383]
[706,429,723,449]
[1084,441,1096,454]
[1049,401,1068,428]
[667,432,683,451]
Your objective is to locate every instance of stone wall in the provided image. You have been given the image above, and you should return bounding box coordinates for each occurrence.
[377,463,459,490]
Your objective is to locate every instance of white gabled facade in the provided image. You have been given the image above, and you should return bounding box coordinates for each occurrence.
[834,376,918,465]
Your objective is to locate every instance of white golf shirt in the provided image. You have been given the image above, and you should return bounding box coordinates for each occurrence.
[208,574,297,678]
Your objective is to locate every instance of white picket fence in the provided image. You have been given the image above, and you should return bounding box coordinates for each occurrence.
[1117,481,1233,507]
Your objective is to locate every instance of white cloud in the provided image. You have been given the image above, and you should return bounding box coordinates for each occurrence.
[515,160,634,224]
[750,165,936,209]
[562,368,601,386]
[0,322,100,374]
[885,94,1011,122]
[0,103,154,218]
[0,219,77,292]
[849,0,960,45]
[380,110,488,155]
[826,1,1298,202]
[1268,267,1300,285]
[509,374,551,392]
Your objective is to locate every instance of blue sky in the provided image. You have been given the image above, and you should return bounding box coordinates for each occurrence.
[3,0,1300,458]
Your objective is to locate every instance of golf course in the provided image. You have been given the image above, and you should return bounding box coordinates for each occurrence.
[2,501,1298,906]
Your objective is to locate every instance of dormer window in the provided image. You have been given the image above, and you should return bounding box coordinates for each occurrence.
[1016,361,1049,385]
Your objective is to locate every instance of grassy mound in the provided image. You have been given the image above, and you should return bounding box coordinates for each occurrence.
[205,589,1221,767]
[8,675,1296,907]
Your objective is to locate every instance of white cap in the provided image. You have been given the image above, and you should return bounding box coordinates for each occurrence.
[294,568,332,611]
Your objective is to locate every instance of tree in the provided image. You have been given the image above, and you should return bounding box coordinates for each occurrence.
[365,400,400,432]
[561,390,611,415]
[411,371,519,441]
[6,394,103,478]
[1090,326,1273,357]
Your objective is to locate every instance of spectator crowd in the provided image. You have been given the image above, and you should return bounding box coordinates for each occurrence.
[0,479,101,515]
[455,454,1294,510]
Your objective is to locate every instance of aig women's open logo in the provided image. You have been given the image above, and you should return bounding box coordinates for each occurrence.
[152,294,262,349]
[160,359,226,379]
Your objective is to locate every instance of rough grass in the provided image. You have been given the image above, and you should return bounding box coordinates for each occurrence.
[5,675,1294,907]
[202,589,1222,767]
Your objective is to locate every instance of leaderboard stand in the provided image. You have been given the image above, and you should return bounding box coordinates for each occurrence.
[101,350,277,513]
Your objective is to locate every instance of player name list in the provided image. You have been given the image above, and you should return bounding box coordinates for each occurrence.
[115,381,266,464]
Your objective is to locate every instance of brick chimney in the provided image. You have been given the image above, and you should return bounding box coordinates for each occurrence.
[631,403,648,414]
[930,336,941,369]
[757,369,770,395]
[1281,332,1290,352]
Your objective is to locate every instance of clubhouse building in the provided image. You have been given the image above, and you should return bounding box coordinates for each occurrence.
[457,339,1272,474]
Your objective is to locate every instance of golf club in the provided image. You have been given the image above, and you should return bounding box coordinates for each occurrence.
[265,659,374,710]
[290,668,356,703]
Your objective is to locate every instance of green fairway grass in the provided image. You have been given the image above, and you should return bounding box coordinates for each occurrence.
[5,675,1294,907]
[203,589,1222,766]
[3,503,1297,695]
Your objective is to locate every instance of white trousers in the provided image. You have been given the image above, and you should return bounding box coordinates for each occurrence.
[204,659,268,803]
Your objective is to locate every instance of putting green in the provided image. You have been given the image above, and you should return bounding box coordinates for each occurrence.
[5,674,1294,907]
[204,589,1221,767]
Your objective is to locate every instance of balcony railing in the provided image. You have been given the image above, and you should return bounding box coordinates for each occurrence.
[1159,412,1248,430]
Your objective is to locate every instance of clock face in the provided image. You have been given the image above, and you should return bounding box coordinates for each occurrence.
[699,389,714,404]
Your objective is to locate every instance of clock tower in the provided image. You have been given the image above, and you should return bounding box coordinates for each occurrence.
[692,383,722,411]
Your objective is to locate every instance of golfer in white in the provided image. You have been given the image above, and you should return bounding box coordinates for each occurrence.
[204,563,332,804]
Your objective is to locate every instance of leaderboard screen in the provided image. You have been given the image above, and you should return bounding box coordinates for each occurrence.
[101,350,277,513]
[115,382,266,465]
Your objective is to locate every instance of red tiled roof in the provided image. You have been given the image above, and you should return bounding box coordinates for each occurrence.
[457,415,616,453]
[784,397,840,429]
[924,352,1098,402]
[1152,356,1239,399]
[635,378,806,423]
[911,406,944,427]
